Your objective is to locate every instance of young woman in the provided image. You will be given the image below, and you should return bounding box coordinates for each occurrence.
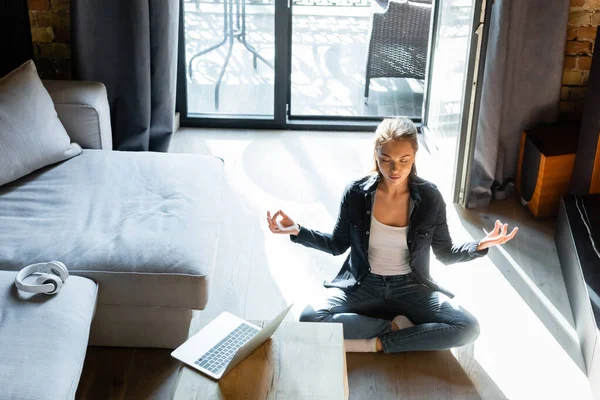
[266,118,518,353]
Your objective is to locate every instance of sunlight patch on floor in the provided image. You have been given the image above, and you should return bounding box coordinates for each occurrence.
[200,134,341,315]
[439,258,590,399]
[432,233,590,399]
[491,236,578,343]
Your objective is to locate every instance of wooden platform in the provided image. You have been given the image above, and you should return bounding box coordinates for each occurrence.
[173,320,347,400]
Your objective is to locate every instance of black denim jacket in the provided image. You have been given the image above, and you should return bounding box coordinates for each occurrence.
[290,173,488,298]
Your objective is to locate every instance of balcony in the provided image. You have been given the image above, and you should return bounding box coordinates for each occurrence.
[183,0,426,118]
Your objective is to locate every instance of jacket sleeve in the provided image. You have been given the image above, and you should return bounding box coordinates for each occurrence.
[289,183,352,256]
[431,191,488,265]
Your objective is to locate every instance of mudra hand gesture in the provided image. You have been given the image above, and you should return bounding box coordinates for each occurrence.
[477,220,519,251]
[266,210,300,236]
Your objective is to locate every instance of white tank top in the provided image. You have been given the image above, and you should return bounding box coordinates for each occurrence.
[368,215,412,276]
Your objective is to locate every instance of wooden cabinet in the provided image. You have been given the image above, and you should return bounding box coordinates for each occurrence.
[515,123,580,218]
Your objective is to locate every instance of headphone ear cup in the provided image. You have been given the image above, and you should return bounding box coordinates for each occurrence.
[35,274,62,295]
[47,261,69,282]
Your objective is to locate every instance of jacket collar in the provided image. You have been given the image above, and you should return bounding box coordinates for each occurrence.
[359,173,422,204]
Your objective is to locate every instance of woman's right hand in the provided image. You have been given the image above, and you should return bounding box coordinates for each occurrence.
[266,210,300,236]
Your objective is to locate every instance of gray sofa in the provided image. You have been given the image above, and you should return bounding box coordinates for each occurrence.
[0,80,224,398]
[0,271,97,400]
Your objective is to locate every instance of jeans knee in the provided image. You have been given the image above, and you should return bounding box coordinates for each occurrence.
[299,305,329,323]
[457,316,480,345]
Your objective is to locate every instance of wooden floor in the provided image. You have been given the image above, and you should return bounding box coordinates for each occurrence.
[76,129,592,400]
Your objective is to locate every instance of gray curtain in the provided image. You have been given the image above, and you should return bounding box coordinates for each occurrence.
[0,0,33,78]
[71,0,179,152]
[467,0,569,208]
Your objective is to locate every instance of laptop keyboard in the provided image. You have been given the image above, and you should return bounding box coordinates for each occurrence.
[194,322,260,375]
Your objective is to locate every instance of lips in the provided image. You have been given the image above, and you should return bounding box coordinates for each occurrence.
[389,175,400,180]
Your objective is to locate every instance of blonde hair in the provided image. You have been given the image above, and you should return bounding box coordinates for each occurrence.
[371,117,419,177]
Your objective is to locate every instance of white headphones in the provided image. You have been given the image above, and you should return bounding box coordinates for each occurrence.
[15,261,69,295]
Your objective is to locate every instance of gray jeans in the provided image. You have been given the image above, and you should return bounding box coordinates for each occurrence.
[300,273,480,353]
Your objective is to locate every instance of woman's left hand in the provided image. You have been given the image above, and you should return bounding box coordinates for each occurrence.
[477,220,519,251]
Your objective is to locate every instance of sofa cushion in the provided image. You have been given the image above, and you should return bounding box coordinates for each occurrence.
[43,80,113,150]
[0,270,97,400]
[0,60,82,187]
[0,150,224,310]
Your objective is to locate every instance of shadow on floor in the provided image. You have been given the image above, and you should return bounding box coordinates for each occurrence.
[346,347,507,400]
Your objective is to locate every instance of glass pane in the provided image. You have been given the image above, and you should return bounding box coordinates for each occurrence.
[425,0,475,139]
[290,0,432,118]
[184,0,275,117]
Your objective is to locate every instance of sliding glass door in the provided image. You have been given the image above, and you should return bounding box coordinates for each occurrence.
[182,0,276,118]
[178,0,485,136]
[421,0,489,203]
[289,0,431,119]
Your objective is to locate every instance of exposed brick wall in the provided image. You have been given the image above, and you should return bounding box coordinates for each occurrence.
[561,1,600,120]
[28,0,71,79]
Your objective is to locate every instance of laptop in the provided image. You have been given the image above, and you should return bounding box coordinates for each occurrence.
[171,304,293,380]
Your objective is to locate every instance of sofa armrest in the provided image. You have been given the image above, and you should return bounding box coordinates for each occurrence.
[43,80,113,150]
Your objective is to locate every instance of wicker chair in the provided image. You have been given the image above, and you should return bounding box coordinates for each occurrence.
[364,0,432,101]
